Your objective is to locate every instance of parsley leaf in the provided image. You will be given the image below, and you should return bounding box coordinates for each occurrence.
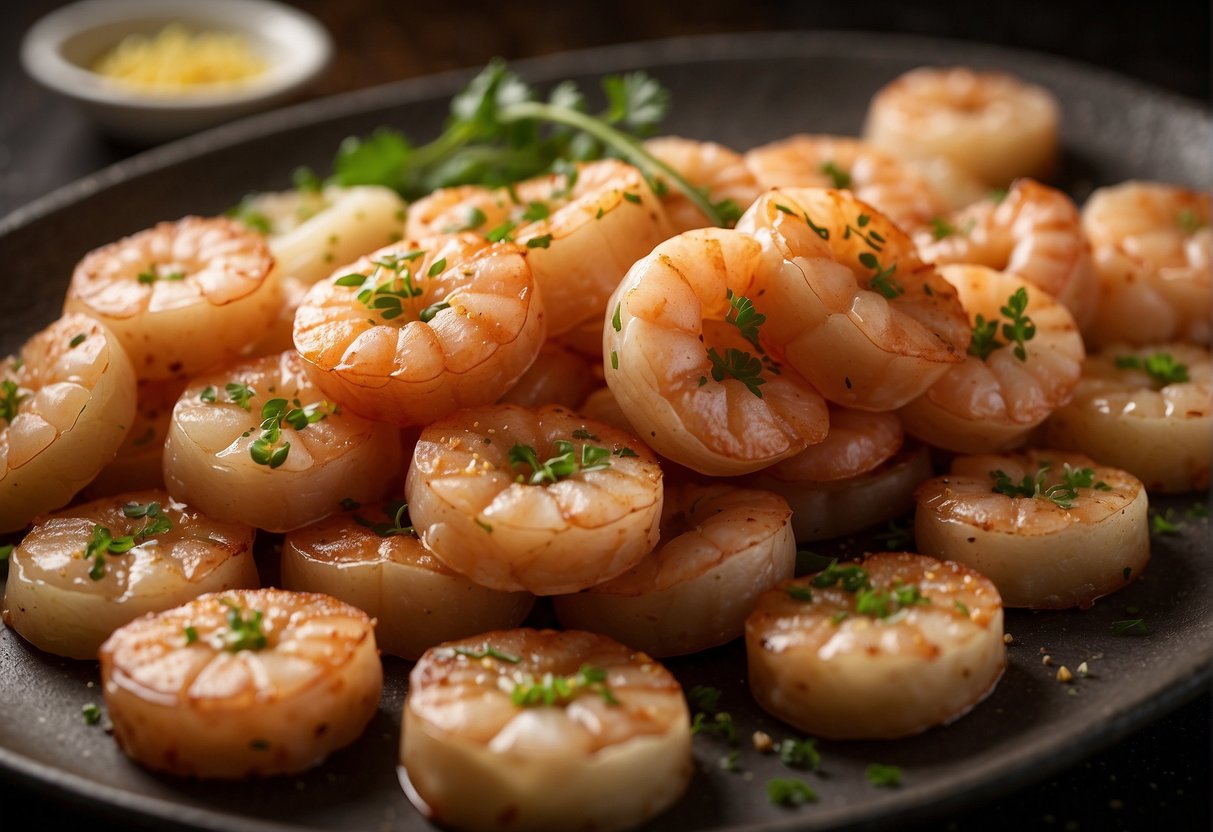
[768,778,818,807]
[1115,352,1190,387]
[865,763,903,787]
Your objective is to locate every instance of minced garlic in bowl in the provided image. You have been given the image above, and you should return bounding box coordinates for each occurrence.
[92,23,266,92]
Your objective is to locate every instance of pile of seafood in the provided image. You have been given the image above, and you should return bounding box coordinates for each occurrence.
[0,65,1208,831]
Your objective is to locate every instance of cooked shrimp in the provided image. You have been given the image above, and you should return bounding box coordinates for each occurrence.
[400,628,692,832]
[1,315,135,533]
[554,484,795,656]
[914,449,1150,609]
[405,405,662,595]
[578,386,637,436]
[749,408,932,541]
[293,234,545,426]
[901,155,989,212]
[406,160,675,336]
[863,66,1060,187]
[744,135,946,230]
[100,588,382,777]
[163,350,402,532]
[281,499,534,659]
[736,188,971,410]
[258,185,408,285]
[1081,181,1211,346]
[746,552,1005,739]
[3,490,258,659]
[1047,343,1211,492]
[84,379,185,498]
[247,274,309,357]
[603,227,829,476]
[915,180,1098,327]
[499,342,596,409]
[898,265,1084,452]
[643,136,763,231]
[63,216,279,380]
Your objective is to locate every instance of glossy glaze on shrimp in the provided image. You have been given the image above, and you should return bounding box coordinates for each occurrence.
[863,66,1060,187]
[1081,181,1211,347]
[643,136,763,231]
[736,188,971,410]
[603,227,829,476]
[915,449,1149,609]
[405,160,675,336]
[400,628,692,832]
[406,405,663,595]
[163,350,402,532]
[101,588,382,777]
[1047,342,1211,492]
[3,490,258,659]
[293,234,545,426]
[916,179,1098,327]
[898,265,1084,452]
[498,342,596,410]
[63,216,279,380]
[282,500,534,659]
[749,408,932,541]
[747,553,1006,739]
[1,315,135,533]
[745,135,946,230]
[555,483,795,656]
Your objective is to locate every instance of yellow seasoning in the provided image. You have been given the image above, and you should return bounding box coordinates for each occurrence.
[92,24,266,92]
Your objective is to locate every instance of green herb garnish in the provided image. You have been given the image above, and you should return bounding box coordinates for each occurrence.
[451,645,522,663]
[778,737,821,771]
[1111,618,1148,636]
[688,685,722,713]
[511,664,618,707]
[820,160,851,189]
[0,379,26,425]
[508,440,612,485]
[691,711,738,744]
[220,599,268,652]
[82,704,102,726]
[767,778,818,807]
[1114,352,1190,386]
[865,763,903,787]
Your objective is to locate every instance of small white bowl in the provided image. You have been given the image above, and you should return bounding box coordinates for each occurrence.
[21,0,333,144]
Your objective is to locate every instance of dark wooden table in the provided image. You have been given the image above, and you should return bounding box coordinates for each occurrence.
[1,1,1209,830]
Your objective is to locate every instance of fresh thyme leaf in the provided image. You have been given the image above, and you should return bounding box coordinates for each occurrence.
[451,644,522,663]
[220,599,268,652]
[82,704,102,726]
[1000,287,1037,361]
[225,382,255,411]
[865,763,903,787]
[724,289,767,351]
[69,333,86,348]
[767,778,818,807]
[820,160,851,189]
[0,379,27,425]
[778,737,821,771]
[508,440,612,485]
[811,560,871,592]
[706,346,766,398]
[511,664,619,707]
[526,234,552,249]
[419,301,451,322]
[354,500,415,537]
[786,585,814,602]
[690,711,738,744]
[1114,352,1190,386]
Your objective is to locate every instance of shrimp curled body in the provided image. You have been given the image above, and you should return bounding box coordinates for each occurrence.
[406,405,663,595]
[603,227,829,476]
[400,628,692,832]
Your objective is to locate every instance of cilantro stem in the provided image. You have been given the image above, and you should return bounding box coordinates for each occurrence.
[496,101,728,227]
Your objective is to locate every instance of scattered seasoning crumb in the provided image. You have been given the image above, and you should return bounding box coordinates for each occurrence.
[1042,655,1054,666]
[1038,647,1048,654]
[752,730,774,753]
[1056,666,1074,683]
[1077,661,1090,678]
[1003,633,1014,645]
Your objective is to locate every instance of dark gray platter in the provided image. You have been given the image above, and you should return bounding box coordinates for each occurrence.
[1,30,1210,832]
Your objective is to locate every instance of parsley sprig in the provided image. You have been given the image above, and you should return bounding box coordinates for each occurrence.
[353,500,415,537]
[328,61,733,227]
[82,504,173,580]
[1114,352,1190,387]
[511,664,618,707]
[508,440,612,485]
[706,347,767,398]
[968,287,1037,362]
[989,462,1110,509]
[249,397,337,469]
